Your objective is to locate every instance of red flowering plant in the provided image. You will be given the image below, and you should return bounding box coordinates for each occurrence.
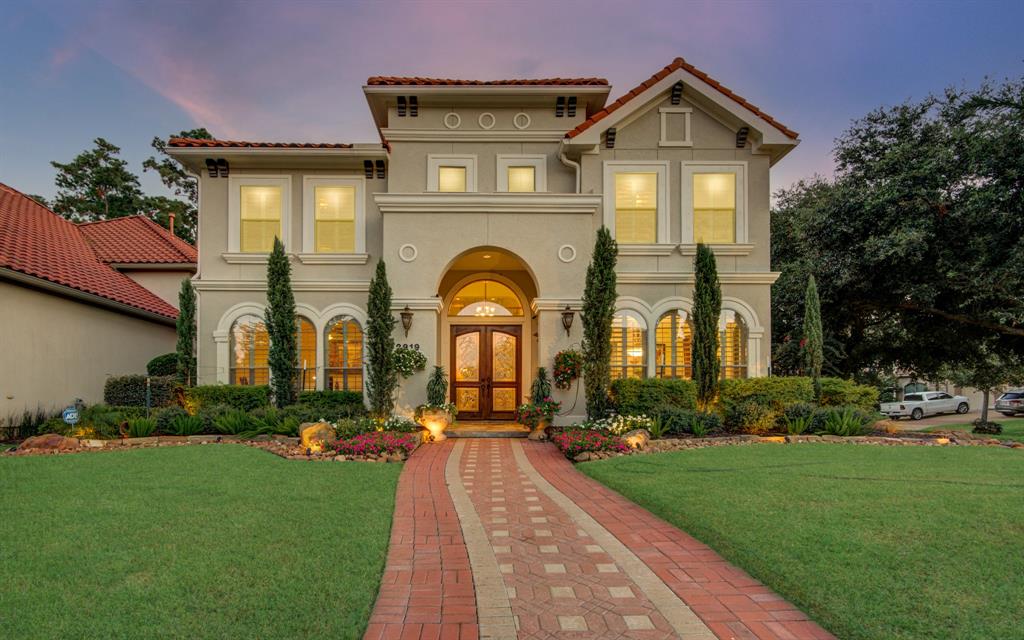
[328,432,419,457]
[552,429,630,459]
[515,397,561,427]
[552,349,583,390]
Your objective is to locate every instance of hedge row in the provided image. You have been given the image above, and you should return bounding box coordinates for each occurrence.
[146,353,178,377]
[184,385,271,412]
[103,375,178,408]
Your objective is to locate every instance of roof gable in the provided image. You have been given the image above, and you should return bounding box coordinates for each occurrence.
[79,216,197,264]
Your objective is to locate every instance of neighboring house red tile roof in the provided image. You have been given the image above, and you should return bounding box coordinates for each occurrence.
[566,57,798,140]
[366,76,609,86]
[0,183,182,320]
[79,215,198,264]
[168,138,355,149]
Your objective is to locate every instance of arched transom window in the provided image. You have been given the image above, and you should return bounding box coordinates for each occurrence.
[295,316,317,392]
[655,310,693,379]
[325,316,363,391]
[610,310,647,379]
[449,280,523,317]
[719,310,749,379]
[230,315,269,386]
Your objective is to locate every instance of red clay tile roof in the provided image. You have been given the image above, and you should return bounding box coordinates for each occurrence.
[366,76,608,86]
[168,138,355,149]
[0,183,182,320]
[566,57,798,140]
[79,216,198,264]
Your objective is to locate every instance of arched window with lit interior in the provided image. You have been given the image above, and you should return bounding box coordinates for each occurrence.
[719,310,748,379]
[230,315,269,386]
[324,316,363,391]
[655,310,693,379]
[295,316,317,391]
[610,310,647,379]
[449,280,523,317]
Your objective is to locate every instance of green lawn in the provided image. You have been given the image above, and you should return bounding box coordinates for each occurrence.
[580,444,1024,640]
[925,418,1024,443]
[0,445,401,639]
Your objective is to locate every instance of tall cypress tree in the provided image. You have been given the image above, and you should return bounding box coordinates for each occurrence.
[265,237,297,408]
[366,260,398,418]
[692,243,722,410]
[581,226,618,419]
[175,278,197,386]
[804,274,824,401]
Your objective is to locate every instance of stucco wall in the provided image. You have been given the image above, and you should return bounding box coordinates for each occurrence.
[122,270,192,309]
[0,281,177,417]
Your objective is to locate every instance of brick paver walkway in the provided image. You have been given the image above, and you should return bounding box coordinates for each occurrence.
[366,440,834,640]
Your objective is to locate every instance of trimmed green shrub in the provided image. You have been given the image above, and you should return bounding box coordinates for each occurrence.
[185,385,271,412]
[296,390,365,418]
[611,378,697,415]
[654,405,695,435]
[103,375,178,408]
[781,402,815,435]
[819,378,879,409]
[107,406,148,421]
[153,406,189,434]
[812,405,878,434]
[126,418,156,438]
[213,410,258,436]
[719,377,814,409]
[146,353,178,377]
[724,400,778,435]
[689,411,721,437]
[279,403,322,424]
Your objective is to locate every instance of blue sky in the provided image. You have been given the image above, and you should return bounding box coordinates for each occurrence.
[2,0,1022,202]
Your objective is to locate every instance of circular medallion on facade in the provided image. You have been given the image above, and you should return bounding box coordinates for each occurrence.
[512,112,532,130]
[399,244,418,262]
[443,112,462,129]
[557,244,577,263]
[478,112,496,130]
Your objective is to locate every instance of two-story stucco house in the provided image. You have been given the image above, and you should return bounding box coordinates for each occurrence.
[166,57,798,424]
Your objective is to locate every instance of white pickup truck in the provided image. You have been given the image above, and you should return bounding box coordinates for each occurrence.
[880,391,970,420]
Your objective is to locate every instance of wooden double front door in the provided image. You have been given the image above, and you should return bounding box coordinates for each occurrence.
[450,325,521,420]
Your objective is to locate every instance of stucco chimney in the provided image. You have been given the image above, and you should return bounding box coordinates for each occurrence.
[168,212,175,236]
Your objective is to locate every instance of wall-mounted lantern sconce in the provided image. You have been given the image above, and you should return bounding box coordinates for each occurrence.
[561,306,575,337]
[400,306,414,337]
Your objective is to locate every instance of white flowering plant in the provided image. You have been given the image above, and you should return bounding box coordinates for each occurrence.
[576,414,654,435]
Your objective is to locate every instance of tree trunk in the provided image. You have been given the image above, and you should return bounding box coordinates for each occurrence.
[980,389,990,424]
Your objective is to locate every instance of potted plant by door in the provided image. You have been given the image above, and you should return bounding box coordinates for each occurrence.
[415,366,457,442]
[517,368,561,440]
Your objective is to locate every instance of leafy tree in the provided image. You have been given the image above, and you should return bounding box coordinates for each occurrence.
[366,260,398,418]
[27,194,50,208]
[265,238,296,408]
[175,278,197,386]
[581,226,618,419]
[143,128,212,244]
[943,344,1024,425]
[692,243,722,410]
[804,274,824,400]
[51,138,144,222]
[772,77,1024,378]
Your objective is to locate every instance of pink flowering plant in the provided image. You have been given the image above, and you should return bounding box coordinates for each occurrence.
[552,429,630,459]
[552,349,583,390]
[329,432,418,457]
[515,397,561,427]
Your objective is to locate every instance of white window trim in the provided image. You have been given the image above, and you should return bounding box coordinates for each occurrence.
[602,161,670,245]
[659,107,693,147]
[227,175,292,253]
[300,175,367,259]
[681,161,748,245]
[427,154,477,192]
[496,154,547,192]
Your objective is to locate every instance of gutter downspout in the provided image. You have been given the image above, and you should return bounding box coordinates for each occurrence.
[558,139,581,194]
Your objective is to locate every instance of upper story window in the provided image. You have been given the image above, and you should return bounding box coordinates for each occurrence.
[428,155,477,192]
[302,177,365,255]
[602,162,669,245]
[497,155,546,193]
[682,162,746,245]
[228,176,291,254]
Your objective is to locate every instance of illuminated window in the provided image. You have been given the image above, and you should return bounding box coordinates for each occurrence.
[655,310,693,379]
[295,317,317,392]
[313,186,355,253]
[506,166,536,193]
[239,186,282,252]
[325,316,363,391]
[230,315,269,385]
[693,173,736,243]
[449,280,523,317]
[610,311,647,379]
[614,173,658,244]
[438,166,467,192]
[719,310,748,379]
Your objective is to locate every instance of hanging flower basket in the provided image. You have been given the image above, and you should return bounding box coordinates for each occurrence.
[553,349,583,390]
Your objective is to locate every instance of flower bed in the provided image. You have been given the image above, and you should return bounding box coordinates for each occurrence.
[552,429,631,459]
[329,432,419,458]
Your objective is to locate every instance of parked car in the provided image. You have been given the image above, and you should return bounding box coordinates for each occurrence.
[995,390,1024,416]
[880,391,970,420]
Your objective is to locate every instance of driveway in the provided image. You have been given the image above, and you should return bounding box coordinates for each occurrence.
[886,410,1014,431]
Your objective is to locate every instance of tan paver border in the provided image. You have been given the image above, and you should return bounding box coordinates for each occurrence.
[445,440,517,640]
[511,440,717,639]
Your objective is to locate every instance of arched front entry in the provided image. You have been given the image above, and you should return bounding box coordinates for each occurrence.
[438,248,537,421]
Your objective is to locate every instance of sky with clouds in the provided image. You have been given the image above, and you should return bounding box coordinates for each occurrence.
[2,0,1022,202]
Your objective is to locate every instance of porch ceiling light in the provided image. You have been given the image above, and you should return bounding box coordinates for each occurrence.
[561,305,575,337]
[400,305,414,337]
